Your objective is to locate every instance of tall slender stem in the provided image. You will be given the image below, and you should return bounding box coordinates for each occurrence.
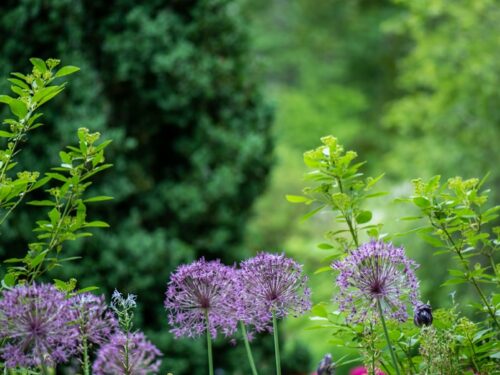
[82,334,90,375]
[240,321,259,375]
[205,311,214,375]
[336,177,359,249]
[272,312,281,375]
[124,334,130,375]
[376,299,401,375]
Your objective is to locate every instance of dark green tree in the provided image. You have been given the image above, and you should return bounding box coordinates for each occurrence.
[0,0,273,373]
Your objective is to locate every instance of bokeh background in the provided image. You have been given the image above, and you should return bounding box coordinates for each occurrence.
[0,0,498,374]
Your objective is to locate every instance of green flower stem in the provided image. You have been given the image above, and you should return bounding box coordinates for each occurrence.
[82,335,90,375]
[40,363,50,375]
[240,321,259,375]
[124,335,130,374]
[377,299,401,375]
[205,311,214,375]
[272,312,281,375]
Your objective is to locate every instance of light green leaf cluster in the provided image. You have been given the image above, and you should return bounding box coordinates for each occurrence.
[289,135,386,254]
[0,60,112,286]
[289,135,499,374]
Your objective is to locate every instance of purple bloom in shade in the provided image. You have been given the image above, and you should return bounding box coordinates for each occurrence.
[413,303,433,327]
[92,332,162,375]
[332,240,420,324]
[71,293,118,347]
[164,258,241,339]
[0,283,79,367]
[238,253,311,327]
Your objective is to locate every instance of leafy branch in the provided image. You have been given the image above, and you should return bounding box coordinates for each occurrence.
[0,58,80,226]
[4,127,112,284]
[287,135,385,255]
[405,175,499,328]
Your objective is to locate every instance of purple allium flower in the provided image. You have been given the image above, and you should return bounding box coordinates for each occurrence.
[413,303,433,327]
[71,293,118,347]
[0,283,79,367]
[92,332,162,375]
[238,253,311,327]
[332,240,420,324]
[164,258,240,338]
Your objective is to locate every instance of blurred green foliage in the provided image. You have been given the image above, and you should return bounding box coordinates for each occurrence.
[244,0,499,372]
[0,0,272,373]
[0,0,498,373]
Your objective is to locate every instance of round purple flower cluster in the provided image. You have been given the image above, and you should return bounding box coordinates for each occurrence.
[164,258,241,338]
[164,253,311,339]
[239,253,311,324]
[332,240,420,324]
[0,283,79,367]
[92,332,162,375]
[0,284,162,372]
[72,293,119,346]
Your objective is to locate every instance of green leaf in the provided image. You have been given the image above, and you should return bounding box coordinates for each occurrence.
[285,194,309,203]
[8,99,28,118]
[356,210,372,224]
[10,72,28,81]
[365,173,385,189]
[0,130,14,138]
[48,208,61,225]
[441,278,465,286]
[311,303,329,318]
[77,286,100,294]
[84,196,114,203]
[413,197,431,208]
[94,139,113,152]
[30,251,48,267]
[33,86,65,107]
[314,266,332,275]
[27,200,56,206]
[30,58,47,73]
[301,205,325,221]
[54,65,80,78]
[84,221,110,228]
[45,172,68,182]
[7,78,29,90]
[31,176,51,190]
[364,191,389,199]
[399,216,422,221]
[10,85,25,97]
[317,243,334,250]
[0,94,14,104]
[2,273,17,287]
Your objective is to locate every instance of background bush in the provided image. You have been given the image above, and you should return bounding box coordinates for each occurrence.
[0,0,273,373]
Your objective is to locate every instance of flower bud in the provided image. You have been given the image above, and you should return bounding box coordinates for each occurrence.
[414,303,433,327]
[317,353,335,375]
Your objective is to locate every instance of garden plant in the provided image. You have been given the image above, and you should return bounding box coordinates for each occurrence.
[0,60,498,374]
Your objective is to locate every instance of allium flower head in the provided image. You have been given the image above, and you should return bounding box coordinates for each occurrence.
[92,332,162,375]
[71,293,118,346]
[239,252,311,326]
[164,258,240,338]
[0,283,79,367]
[332,240,420,324]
